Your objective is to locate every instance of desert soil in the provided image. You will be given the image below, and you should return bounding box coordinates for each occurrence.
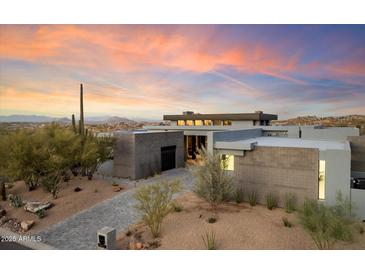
[0,176,127,234]
[118,192,365,250]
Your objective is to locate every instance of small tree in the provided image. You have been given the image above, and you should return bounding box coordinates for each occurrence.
[190,148,233,212]
[134,179,181,238]
[298,193,354,249]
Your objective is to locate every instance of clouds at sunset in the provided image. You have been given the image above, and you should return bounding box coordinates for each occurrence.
[0,25,364,119]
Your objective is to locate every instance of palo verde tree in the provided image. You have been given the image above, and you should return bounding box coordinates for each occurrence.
[190,147,233,212]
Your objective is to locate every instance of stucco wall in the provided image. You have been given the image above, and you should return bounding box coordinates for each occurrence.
[348,135,365,173]
[234,146,319,207]
[113,134,135,178]
[301,127,359,141]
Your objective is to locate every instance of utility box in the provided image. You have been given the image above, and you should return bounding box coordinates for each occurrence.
[97,227,116,250]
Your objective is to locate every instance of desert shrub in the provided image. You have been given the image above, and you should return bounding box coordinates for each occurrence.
[234,186,244,204]
[208,216,217,223]
[202,230,218,250]
[134,179,181,238]
[298,194,354,249]
[41,172,62,199]
[36,208,46,219]
[8,194,23,208]
[191,148,233,211]
[247,189,258,206]
[266,192,278,210]
[282,217,292,228]
[284,192,296,213]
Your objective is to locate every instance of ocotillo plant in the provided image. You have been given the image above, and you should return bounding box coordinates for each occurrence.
[71,114,77,134]
[80,83,85,136]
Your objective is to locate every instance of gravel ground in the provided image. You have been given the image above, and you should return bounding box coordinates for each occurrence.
[35,168,193,250]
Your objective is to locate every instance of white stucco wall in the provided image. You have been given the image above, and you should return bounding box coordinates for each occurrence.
[351,189,365,220]
[231,121,254,127]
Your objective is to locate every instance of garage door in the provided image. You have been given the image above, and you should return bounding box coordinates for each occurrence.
[161,145,176,171]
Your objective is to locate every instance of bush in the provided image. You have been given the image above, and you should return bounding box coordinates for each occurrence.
[282,217,292,228]
[201,230,218,250]
[234,186,244,204]
[41,172,61,199]
[247,189,258,206]
[36,208,46,219]
[134,179,181,238]
[298,194,354,249]
[284,192,296,213]
[8,194,23,208]
[191,148,233,212]
[172,203,183,212]
[266,192,278,210]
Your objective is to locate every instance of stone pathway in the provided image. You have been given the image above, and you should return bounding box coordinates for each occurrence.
[35,168,193,250]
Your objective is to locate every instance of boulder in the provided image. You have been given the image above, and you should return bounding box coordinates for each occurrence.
[113,186,123,192]
[21,220,34,232]
[74,187,82,192]
[24,201,53,214]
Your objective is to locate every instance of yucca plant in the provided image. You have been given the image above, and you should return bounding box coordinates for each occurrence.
[284,192,296,213]
[247,189,258,206]
[266,192,278,210]
[202,230,218,250]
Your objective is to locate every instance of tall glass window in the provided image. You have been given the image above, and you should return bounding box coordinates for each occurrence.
[318,160,326,200]
[177,120,185,126]
[204,120,212,126]
[194,120,203,126]
[185,120,194,126]
[221,154,234,171]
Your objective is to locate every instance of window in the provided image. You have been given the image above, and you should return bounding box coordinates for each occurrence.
[177,120,185,126]
[223,120,232,126]
[185,120,194,126]
[194,120,203,126]
[221,154,234,171]
[318,160,326,200]
[204,120,212,126]
[213,120,222,126]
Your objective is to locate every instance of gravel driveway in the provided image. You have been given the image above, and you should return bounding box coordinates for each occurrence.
[35,168,193,250]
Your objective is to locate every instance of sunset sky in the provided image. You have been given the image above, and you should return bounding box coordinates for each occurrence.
[0,25,364,120]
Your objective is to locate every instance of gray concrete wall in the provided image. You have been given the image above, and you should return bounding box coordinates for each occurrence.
[97,160,114,176]
[319,144,351,205]
[301,127,359,141]
[134,131,184,179]
[348,135,365,173]
[113,133,135,178]
[231,121,254,127]
[351,189,365,221]
[234,146,319,208]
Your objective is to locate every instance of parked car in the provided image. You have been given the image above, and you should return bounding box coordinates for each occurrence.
[351,177,365,190]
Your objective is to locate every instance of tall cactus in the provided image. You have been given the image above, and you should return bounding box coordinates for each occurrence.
[71,114,77,134]
[80,83,85,136]
[78,119,82,135]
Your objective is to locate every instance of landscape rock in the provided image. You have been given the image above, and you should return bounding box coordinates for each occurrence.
[0,216,9,225]
[0,208,6,217]
[24,201,53,214]
[21,220,35,232]
[74,187,82,192]
[113,186,123,192]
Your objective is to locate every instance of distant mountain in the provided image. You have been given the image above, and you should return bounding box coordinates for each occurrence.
[0,115,71,123]
[85,116,135,124]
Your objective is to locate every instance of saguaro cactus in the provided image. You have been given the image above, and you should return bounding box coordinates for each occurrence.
[80,83,85,136]
[71,114,77,134]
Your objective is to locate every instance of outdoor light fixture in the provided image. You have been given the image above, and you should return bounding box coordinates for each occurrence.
[97,227,116,250]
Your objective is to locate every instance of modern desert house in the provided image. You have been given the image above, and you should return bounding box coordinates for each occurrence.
[109,111,365,220]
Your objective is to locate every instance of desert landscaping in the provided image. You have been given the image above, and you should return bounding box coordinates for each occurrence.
[118,192,365,250]
[0,176,126,234]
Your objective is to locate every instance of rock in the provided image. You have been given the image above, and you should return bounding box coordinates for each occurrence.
[21,220,34,232]
[113,186,123,192]
[135,242,143,250]
[24,201,53,214]
[74,187,82,192]
[0,208,6,217]
[0,216,9,225]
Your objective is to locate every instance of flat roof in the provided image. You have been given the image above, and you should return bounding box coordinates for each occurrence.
[163,112,278,121]
[215,137,348,151]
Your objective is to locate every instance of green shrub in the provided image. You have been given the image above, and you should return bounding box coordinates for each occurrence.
[191,148,233,212]
[202,230,218,250]
[8,194,23,208]
[265,192,278,210]
[284,192,296,213]
[36,208,46,219]
[248,189,258,206]
[298,194,354,249]
[234,186,244,204]
[134,179,181,238]
[41,172,61,199]
[282,217,292,228]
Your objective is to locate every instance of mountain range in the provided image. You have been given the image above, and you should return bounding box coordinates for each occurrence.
[0,115,138,124]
